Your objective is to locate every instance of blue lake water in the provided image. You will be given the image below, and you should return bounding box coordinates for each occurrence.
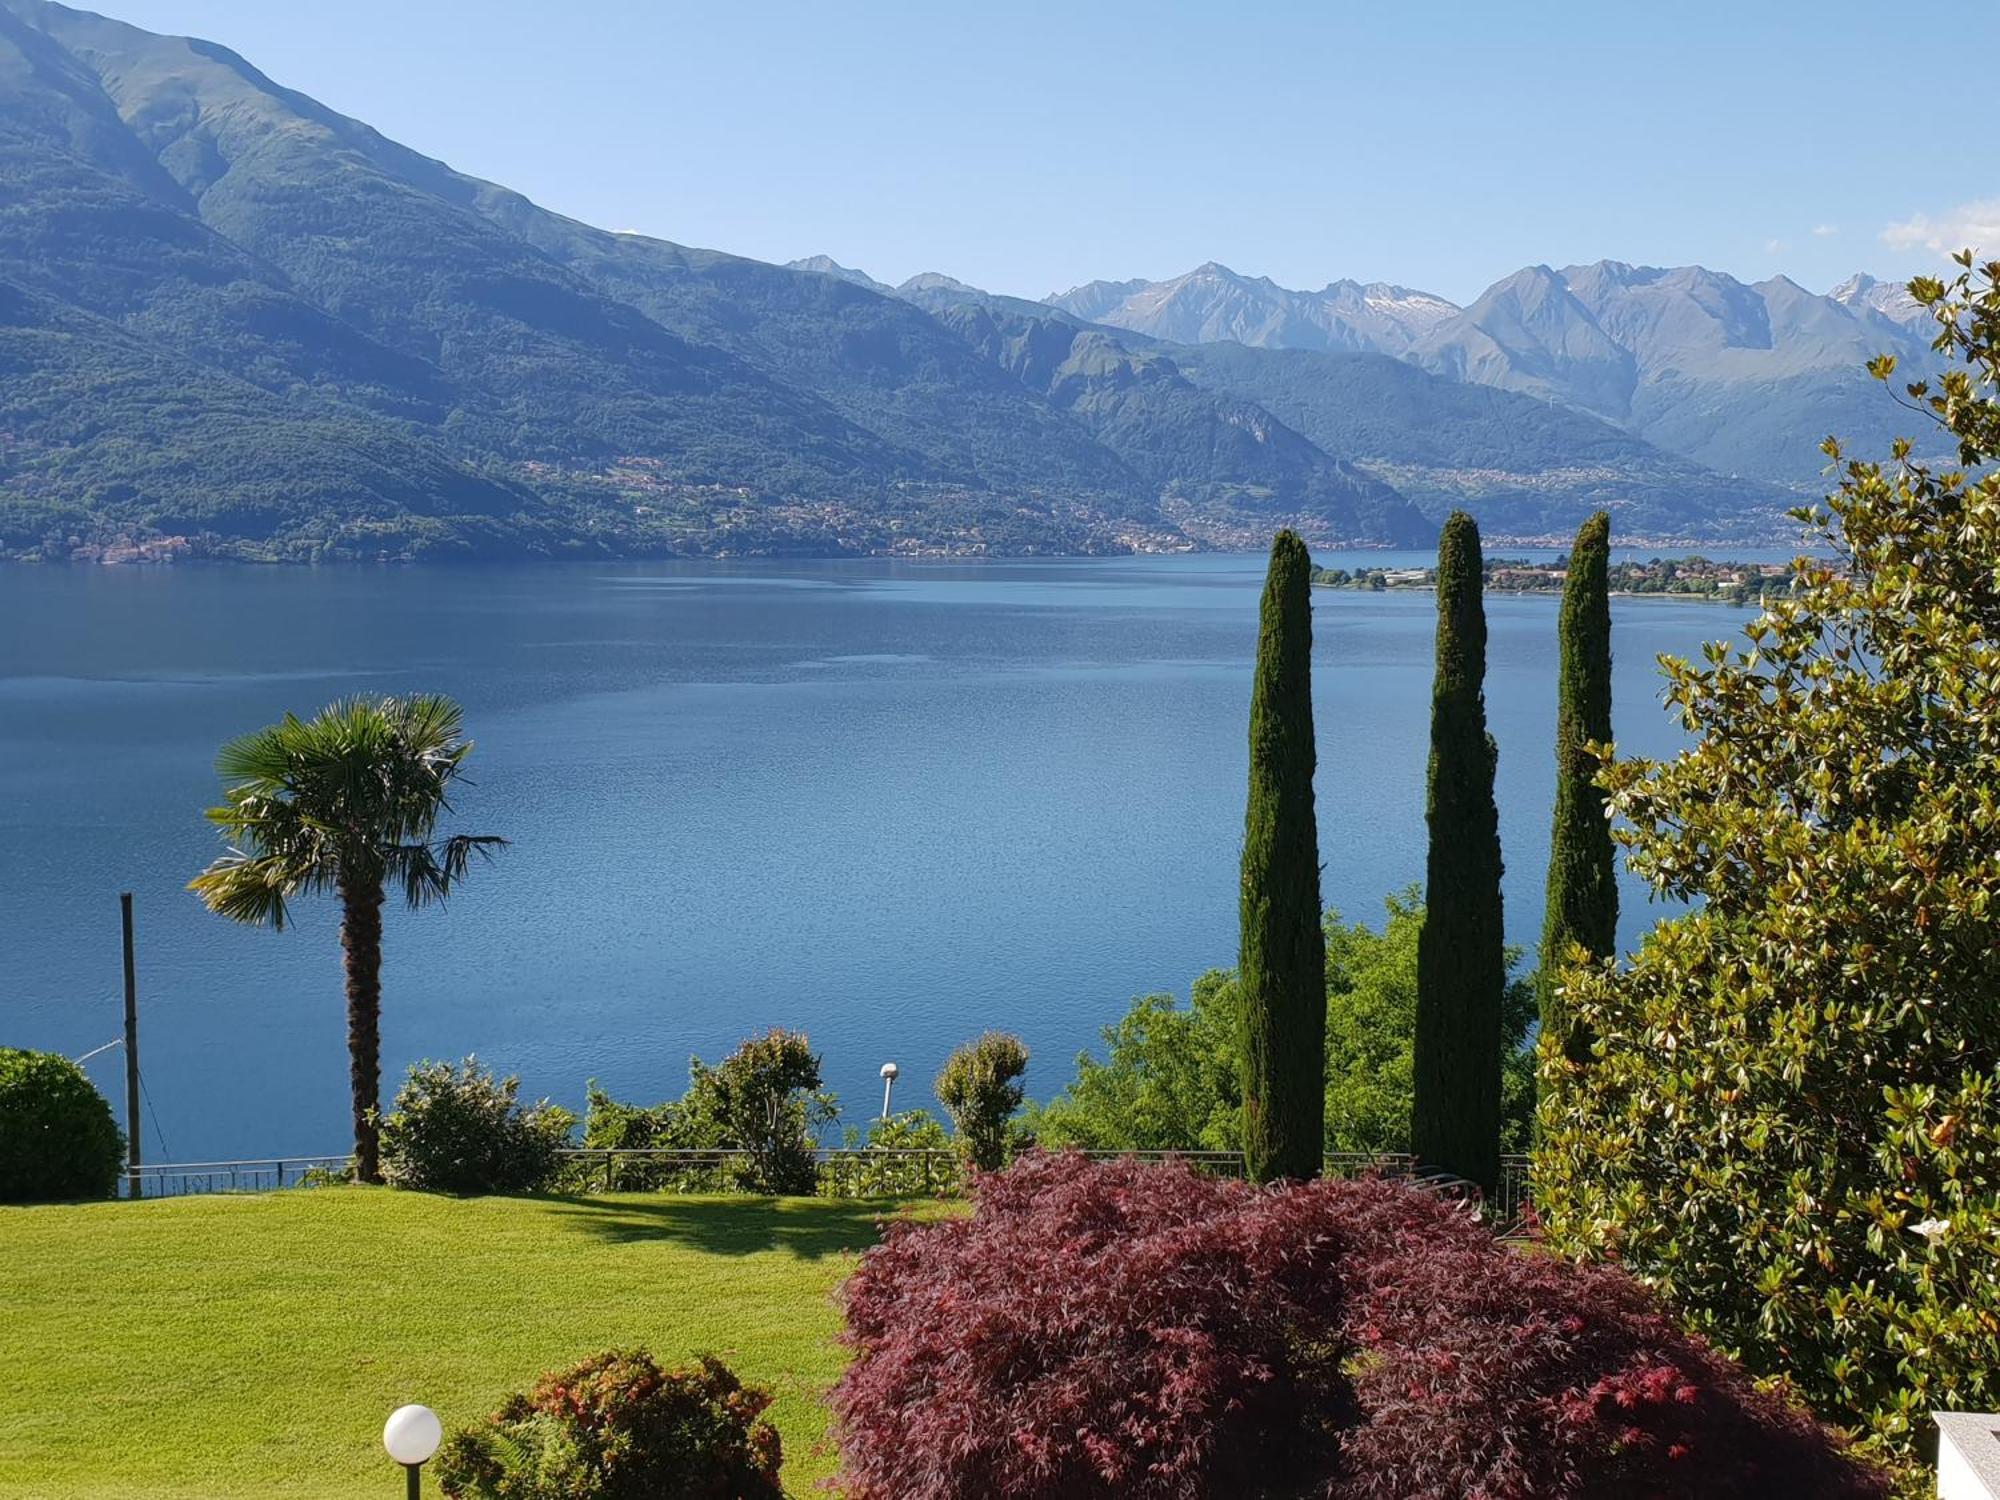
[0,551,1786,1160]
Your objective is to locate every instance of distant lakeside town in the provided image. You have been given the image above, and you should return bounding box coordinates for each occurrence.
[1311,554,1796,605]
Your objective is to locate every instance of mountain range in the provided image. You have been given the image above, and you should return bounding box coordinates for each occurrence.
[1048,264,1459,356]
[1051,260,1940,488]
[0,0,1937,561]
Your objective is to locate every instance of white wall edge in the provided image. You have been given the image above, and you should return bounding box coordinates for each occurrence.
[1938,1413,2000,1499]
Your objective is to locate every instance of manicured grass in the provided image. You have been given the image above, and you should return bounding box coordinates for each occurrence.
[0,1188,931,1498]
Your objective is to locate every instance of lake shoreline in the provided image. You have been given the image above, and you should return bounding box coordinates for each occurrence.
[5,537,1809,569]
[1317,582,1772,607]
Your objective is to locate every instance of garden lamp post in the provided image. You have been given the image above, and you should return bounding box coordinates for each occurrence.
[383,1403,442,1498]
[880,1061,899,1119]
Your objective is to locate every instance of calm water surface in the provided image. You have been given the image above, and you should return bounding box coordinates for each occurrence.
[0,552,1783,1159]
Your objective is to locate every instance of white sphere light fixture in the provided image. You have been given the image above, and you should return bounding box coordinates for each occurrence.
[879,1060,899,1119]
[384,1402,443,1467]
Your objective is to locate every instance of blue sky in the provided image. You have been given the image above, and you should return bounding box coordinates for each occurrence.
[95,0,2000,304]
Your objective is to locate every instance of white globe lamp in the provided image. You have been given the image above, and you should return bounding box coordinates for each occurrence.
[383,1403,443,1496]
[879,1061,899,1119]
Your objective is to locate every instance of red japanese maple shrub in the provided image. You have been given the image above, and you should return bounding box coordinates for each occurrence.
[1334,1216,1890,1499]
[831,1152,1885,1500]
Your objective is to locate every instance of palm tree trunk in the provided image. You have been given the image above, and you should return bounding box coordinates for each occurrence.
[339,873,386,1183]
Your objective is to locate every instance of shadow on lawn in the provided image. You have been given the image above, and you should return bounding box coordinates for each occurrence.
[538,1194,914,1259]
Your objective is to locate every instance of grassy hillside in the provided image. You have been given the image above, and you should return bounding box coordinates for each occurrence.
[0,1189,934,1498]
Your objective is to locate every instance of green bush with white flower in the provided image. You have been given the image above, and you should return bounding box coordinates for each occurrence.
[827,1109,955,1197]
[1535,257,2000,1480]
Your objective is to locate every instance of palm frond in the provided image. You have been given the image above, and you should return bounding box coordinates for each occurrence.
[187,851,298,929]
[384,833,508,909]
[394,694,468,762]
[193,693,503,921]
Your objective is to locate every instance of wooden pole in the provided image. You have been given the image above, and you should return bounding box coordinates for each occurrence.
[121,893,141,1199]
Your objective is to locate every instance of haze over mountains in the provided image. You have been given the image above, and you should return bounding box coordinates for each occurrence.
[0,0,1938,561]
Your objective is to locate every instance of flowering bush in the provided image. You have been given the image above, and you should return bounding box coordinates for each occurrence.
[831,1153,1884,1500]
[434,1348,781,1499]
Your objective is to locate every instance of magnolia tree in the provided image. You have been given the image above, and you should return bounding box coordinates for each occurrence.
[1537,256,2000,1473]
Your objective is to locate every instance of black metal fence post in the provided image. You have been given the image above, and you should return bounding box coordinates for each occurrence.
[121,893,141,1200]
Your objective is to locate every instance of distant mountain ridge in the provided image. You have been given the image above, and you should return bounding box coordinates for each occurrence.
[893,276,1429,546]
[0,0,1897,560]
[782,255,892,293]
[1408,261,1941,484]
[879,268,1790,542]
[1051,258,1941,487]
[1048,263,1458,355]
[1828,272,1928,330]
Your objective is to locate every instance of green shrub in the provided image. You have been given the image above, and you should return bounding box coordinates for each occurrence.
[570,1033,839,1197]
[435,1348,782,1500]
[571,1080,721,1192]
[935,1032,1029,1172]
[580,1080,684,1154]
[691,1030,837,1196]
[1537,261,2000,1477]
[0,1047,123,1203]
[378,1057,572,1195]
[1026,973,1242,1153]
[1028,894,1537,1158]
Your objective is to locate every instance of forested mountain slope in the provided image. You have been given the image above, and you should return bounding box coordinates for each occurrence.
[0,0,1823,558]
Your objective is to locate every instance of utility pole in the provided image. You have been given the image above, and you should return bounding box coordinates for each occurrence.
[121,893,141,1199]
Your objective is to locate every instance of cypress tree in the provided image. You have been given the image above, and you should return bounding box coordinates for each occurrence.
[1539,511,1617,1063]
[1239,529,1326,1183]
[1411,511,1505,1193]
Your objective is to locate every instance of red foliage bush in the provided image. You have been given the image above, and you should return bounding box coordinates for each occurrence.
[1337,1228,1887,1498]
[830,1152,1886,1500]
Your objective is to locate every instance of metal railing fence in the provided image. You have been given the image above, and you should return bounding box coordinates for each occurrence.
[1492,1154,1535,1237]
[116,1145,1533,1234]
[124,1156,354,1197]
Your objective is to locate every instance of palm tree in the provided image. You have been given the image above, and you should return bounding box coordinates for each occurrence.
[189,695,506,1182]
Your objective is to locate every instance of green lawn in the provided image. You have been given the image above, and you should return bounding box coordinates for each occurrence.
[0,1188,928,1498]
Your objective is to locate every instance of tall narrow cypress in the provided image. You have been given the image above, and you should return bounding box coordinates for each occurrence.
[1539,511,1617,1063]
[1239,529,1326,1183]
[1411,511,1505,1193]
